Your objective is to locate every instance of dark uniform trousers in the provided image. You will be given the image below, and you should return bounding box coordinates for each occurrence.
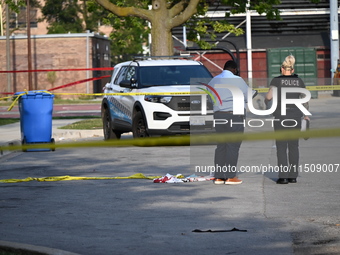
[273,109,302,179]
[213,111,245,179]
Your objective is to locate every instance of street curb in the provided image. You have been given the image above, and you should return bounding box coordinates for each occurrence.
[0,140,20,158]
[0,240,81,255]
[52,129,103,141]
[0,130,103,159]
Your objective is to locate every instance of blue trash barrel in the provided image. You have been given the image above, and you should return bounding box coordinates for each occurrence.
[15,91,55,151]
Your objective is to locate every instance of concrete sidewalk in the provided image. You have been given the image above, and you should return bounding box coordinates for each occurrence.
[0,101,102,157]
[0,119,103,157]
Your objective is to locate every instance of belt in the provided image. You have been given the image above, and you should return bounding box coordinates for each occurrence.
[215,111,233,113]
[215,111,244,119]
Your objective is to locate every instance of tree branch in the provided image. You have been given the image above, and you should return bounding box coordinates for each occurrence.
[94,0,152,21]
[171,0,199,28]
[169,0,186,18]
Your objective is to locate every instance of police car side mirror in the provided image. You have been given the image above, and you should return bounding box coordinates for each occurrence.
[119,78,138,88]
[130,77,138,88]
[119,80,131,88]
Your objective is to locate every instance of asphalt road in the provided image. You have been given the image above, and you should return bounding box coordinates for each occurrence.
[0,95,340,254]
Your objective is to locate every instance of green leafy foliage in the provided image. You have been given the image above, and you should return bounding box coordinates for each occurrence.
[5,0,321,56]
[220,0,281,19]
[109,16,149,63]
[186,0,283,49]
[41,0,84,33]
[37,0,149,62]
[87,0,149,63]
[4,0,26,13]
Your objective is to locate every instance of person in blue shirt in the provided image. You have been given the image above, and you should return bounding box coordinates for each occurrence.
[208,60,249,185]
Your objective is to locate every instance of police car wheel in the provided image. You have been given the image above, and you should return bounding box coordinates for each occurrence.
[132,111,149,138]
[103,107,121,140]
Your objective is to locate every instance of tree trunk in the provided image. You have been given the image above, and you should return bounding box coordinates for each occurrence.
[150,12,173,56]
[94,0,199,56]
[151,27,173,56]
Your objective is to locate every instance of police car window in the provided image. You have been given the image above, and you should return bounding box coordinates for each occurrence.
[125,66,136,80]
[139,65,212,87]
[114,66,128,85]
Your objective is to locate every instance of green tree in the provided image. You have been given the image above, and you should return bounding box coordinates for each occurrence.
[41,0,108,33]
[87,1,149,63]
[1,0,39,35]
[41,0,83,33]
[108,15,149,63]
[4,0,321,58]
[95,0,323,56]
[93,0,286,56]
[2,0,25,13]
[47,71,57,88]
[41,0,112,33]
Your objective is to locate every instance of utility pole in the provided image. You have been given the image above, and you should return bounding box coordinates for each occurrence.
[0,4,3,36]
[27,0,33,91]
[6,4,11,93]
[86,30,90,94]
[330,0,339,79]
[246,0,253,86]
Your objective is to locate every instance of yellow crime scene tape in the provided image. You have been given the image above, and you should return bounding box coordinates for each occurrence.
[3,91,201,111]
[1,87,340,184]
[47,85,340,96]
[2,85,340,104]
[1,127,340,183]
[33,85,340,96]
[1,87,340,152]
[305,85,340,91]
[253,85,340,93]
[4,90,54,111]
[0,173,162,183]
[1,127,340,151]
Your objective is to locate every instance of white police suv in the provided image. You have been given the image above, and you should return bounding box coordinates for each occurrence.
[101,56,214,139]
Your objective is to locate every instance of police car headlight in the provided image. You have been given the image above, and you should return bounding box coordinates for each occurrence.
[144,96,172,104]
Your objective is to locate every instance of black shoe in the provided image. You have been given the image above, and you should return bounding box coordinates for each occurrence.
[288,178,297,183]
[276,178,289,184]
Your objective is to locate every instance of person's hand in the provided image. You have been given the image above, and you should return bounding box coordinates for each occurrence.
[304,116,310,121]
[264,97,271,105]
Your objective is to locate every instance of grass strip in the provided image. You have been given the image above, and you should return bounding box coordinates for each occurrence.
[0,117,101,130]
[58,118,102,130]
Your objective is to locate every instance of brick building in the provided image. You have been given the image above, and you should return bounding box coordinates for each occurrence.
[0,33,111,97]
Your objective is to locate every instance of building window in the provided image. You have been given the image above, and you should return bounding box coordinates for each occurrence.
[9,6,38,29]
[317,53,330,60]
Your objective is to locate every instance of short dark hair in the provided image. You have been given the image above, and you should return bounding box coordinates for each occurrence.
[224,60,238,70]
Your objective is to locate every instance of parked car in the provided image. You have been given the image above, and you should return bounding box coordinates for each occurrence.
[101,56,214,139]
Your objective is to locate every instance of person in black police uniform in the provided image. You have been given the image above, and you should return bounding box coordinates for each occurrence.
[265,55,310,184]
